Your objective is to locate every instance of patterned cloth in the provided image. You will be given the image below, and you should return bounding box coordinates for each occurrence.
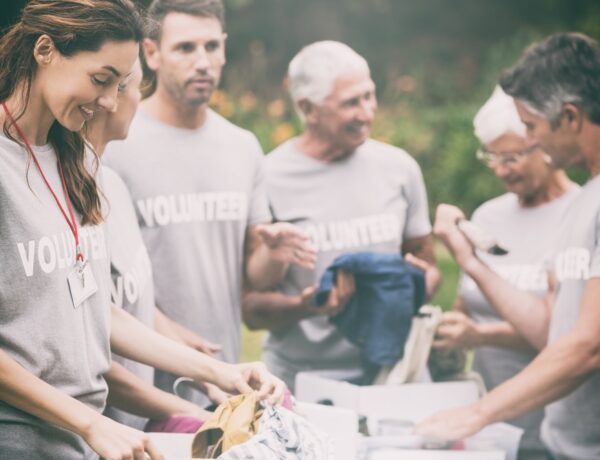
[218,405,334,459]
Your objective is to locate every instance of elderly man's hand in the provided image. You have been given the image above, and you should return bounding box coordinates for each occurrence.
[415,404,486,444]
[297,271,355,318]
[255,222,316,270]
[82,413,163,460]
[404,252,440,299]
[434,204,477,269]
[320,270,355,317]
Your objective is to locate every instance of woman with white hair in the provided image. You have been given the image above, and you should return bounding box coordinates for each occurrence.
[432,86,579,458]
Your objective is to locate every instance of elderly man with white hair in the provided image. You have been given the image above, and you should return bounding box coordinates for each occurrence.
[432,86,579,458]
[243,40,441,389]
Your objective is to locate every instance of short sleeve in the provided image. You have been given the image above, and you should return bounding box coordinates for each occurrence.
[402,157,432,239]
[247,136,272,226]
[590,208,600,278]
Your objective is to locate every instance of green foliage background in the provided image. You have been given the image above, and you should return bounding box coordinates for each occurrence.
[174,0,597,215]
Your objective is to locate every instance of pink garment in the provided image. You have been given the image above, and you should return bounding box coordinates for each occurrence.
[145,387,292,434]
[144,415,204,433]
[282,387,294,411]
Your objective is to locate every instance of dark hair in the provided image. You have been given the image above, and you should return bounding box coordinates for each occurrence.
[0,0,143,225]
[499,32,600,128]
[146,0,225,41]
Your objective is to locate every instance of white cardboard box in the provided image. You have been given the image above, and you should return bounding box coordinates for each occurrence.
[146,433,196,460]
[295,371,522,460]
[368,449,505,459]
[297,402,359,458]
[146,415,521,460]
[295,370,480,429]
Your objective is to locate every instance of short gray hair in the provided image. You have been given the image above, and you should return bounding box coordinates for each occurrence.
[500,33,600,128]
[288,41,370,112]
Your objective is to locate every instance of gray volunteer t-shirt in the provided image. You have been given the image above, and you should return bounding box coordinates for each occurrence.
[459,186,579,451]
[0,135,111,459]
[104,109,271,404]
[542,175,600,460]
[263,138,432,389]
[101,166,155,430]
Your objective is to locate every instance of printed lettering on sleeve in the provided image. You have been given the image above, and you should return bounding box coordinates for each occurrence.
[111,245,153,308]
[555,247,591,282]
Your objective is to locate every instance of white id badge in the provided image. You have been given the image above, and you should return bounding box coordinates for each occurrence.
[67,263,98,308]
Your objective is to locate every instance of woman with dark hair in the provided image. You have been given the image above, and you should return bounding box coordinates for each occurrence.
[0,2,161,456]
[0,1,188,459]
[0,2,287,457]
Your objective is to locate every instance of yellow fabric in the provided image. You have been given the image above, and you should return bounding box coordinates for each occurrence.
[191,392,263,458]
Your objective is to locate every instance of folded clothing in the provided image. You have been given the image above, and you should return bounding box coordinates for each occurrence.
[315,252,426,367]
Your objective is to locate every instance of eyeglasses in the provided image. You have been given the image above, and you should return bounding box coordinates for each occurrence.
[476,144,539,167]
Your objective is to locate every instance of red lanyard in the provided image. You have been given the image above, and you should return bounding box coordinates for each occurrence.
[2,102,84,263]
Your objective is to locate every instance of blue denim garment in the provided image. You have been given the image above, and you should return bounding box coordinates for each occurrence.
[315,252,426,367]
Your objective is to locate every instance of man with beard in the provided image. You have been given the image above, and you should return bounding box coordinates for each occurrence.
[105,0,314,406]
[243,41,441,389]
[417,33,600,460]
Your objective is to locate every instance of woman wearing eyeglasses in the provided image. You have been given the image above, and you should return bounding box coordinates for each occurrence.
[432,86,579,459]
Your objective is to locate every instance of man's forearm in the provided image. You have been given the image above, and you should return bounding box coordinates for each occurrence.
[476,321,538,352]
[425,265,442,299]
[245,244,288,291]
[473,325,598,425]
[242,290,312,333]
[402,234,441,298]
[462,257,550,349]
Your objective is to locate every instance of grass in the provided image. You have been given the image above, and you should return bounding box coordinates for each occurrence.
[240,243,460,362]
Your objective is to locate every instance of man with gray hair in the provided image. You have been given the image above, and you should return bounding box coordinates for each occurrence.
[243,41,441,389]
[417,32,600,460]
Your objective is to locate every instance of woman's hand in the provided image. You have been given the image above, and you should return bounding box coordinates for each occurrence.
[82,413,163,460]
[212,361,286,406]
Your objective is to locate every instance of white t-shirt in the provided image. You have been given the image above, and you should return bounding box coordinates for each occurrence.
[101,166,155,430]
[459,185,579,451]
[542,175,600,460]
[0,134,111,458]
[263,138,432,389]
[104,108,271,404]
